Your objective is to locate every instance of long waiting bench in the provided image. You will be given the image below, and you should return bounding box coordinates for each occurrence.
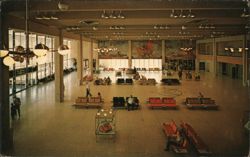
[116,78,133,85]
[112,96,140,110]
[180,122,212,155]
[185,97,218,110]
[163,120,178,137]
[73,97,103,109]
[161,78,180,85]
[162,121,188,154]
[138,78,157,85]
[112,97,126,109]
[148,97,177,109]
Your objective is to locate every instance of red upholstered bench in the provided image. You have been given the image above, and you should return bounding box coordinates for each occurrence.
[75,97,88,104]
[74,97,103,109]
[162,98,177,108]
[180,122,211,155]
[163,121,188,154]
[163,121,178,137]
[148,97,177,109]
[149,97,161,104]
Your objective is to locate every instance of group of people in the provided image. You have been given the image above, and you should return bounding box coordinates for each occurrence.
[95,77,111,85]
[11,96,21,120]
[133,72,140,80]
[127,95,139,111]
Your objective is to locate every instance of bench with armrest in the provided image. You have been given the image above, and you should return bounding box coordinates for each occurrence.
[147,78,156,85]
[125,78,133,84]
[116,78,133,85]
[161,78,180,85]
[73,97,103,108]
[112,97,126,109]
[148,97,177,109]
[201,98,218,109]
[126,96,140,110]
[180,122,212,155]
[163,121,178,137]
[185,97,218,110]
[138,78,156,85]
[117,78,125,84]
[163,121,188,153]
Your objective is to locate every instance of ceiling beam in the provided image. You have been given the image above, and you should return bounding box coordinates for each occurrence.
[5,1,246,12]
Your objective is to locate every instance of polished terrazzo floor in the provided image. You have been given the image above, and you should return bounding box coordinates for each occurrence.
[12,71,249,157]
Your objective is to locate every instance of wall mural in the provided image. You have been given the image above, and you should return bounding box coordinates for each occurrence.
[98,41,128,59]
[165,40,196,59]
[132,40,162,59]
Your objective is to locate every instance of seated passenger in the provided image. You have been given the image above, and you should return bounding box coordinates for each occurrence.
[103,77,107,85]
[134,97,139,109]
[165,131,184,151]
[195,72,200,80]
[133,72,140,80]
[107,76,111,85]
[127,95,134,111]
[97,92,102,101]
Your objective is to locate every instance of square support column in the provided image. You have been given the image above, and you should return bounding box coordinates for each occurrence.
[128,40,132,68]
[77,35,83,85]
[243,35,248,86]
[0,2,13,154]
[54,32,64,102]
[89,39,93,76]
[162,40,165,69]
[212,38,217,77]
[195,42,199,72]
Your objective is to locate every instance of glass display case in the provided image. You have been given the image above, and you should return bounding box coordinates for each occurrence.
[95,109,116,142]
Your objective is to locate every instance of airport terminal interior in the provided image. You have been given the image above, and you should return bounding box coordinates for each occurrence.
[0,0,250,157]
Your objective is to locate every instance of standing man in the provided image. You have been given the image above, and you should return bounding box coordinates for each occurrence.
[14,96,21,119]
[11,103,17,120]
[86,81,92,98]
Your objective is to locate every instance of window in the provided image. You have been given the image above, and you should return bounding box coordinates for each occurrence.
[132,59,162,70]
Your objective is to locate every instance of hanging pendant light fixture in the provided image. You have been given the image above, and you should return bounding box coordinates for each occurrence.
[3,56,15,67]
[0,47,9,57]
[15,45,25,53]
[0,45,9,57]
[58,45,70,55]
[33,43,49,57]
[0,50,8,57]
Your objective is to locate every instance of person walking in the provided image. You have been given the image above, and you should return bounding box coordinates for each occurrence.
[178,70,183,80]
[11,103,17,120]
[14,96,21,119]
[86,81,92,98]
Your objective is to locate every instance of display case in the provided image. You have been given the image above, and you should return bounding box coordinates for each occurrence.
[95,109,116,142]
